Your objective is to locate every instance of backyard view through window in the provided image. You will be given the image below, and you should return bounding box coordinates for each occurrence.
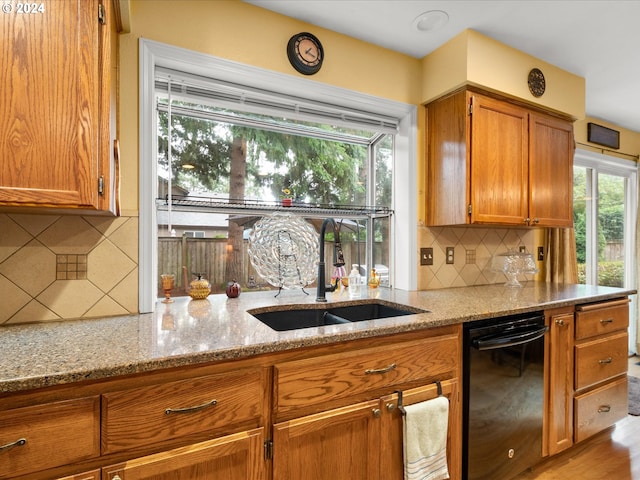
[156,95,394,296]
[573,152,636,289]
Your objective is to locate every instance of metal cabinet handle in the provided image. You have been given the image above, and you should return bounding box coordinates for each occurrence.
[386,403,396,412]
[555,318,565,326]
[598,357,613,365]
[600,318,614,325]
[598,405,611,413]
[364,363,396,375]
[372,408,382,418]
[532,218,540,224]
[165,399,217,415]
[0,438,26,453]
[112,476,122,480]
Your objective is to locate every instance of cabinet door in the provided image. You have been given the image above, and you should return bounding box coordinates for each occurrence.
[528,113,574,227]
[57,470,100,480]
[469,94,529,225]
[380,379,461,480]
[0,0,112,211]
[102,428,265,480]
[273,399,381,480]
[545,311,574,456]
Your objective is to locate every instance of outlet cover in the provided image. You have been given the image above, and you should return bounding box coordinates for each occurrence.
[446,246,455,264]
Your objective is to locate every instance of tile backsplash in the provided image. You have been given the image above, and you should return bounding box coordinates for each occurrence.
[417,225,538,289]
[0,212,536,325]
[0,213,138,325]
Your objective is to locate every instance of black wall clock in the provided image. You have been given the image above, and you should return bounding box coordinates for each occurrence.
[287,32,323,75]
[528,68,546,97]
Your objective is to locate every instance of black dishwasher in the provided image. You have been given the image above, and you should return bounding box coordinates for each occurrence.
[463,312,548,480]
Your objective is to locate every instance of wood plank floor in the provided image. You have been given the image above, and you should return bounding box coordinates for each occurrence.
[514,356,640,479]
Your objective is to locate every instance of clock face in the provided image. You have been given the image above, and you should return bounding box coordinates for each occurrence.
[287,32,323,75]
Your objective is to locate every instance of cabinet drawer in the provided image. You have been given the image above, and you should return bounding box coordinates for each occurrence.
[274,334,458,416]
[102,367,265,454]
[575,376,627,443]
[0,396,100,479]
[575,299,629,340]
[575,332,628,390]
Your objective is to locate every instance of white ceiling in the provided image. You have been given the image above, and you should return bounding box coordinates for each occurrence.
[245,0,640,133]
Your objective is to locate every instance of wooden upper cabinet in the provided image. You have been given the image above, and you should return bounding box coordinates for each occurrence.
[528,112,575,227]
[469,94,529,225]
[0,0,118,214]
[425,89,574,227]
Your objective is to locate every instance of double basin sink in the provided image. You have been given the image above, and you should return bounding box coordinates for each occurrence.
[249,300,427,331]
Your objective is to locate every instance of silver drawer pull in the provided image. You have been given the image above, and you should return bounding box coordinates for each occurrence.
[365,363,397,375]
[165,399,217,415]
[0,438,26,454]
[555,318,565,326]
[598,405,611,413]
[600,318,614,324]
[598,357,613,364]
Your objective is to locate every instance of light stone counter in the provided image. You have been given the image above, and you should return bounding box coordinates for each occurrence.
[0,282,633,394]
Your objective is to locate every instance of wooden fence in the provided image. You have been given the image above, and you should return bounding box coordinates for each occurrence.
[158,237,385,295]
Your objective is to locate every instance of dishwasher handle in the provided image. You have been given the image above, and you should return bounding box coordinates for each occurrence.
[472,325,549,350]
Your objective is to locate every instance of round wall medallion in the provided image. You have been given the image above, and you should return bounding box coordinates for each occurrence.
[528,68,546,97]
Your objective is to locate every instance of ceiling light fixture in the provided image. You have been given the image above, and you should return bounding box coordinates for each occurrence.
[413,10,449,32]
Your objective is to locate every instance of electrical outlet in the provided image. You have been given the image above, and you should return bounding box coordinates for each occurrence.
[420,247,433,266]
[537,246,544,261]
[446,246,455,264]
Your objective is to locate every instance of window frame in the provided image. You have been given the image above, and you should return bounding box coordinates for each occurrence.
[139,39,418,312]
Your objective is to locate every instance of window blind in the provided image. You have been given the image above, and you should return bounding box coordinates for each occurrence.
[154,67,399,136]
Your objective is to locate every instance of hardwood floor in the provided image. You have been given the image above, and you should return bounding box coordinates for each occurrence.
[514,355,640,479]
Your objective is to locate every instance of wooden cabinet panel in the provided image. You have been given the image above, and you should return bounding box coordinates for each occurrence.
[545,310,574,456]
[102,368,265,454]
[379,379,461,480]
[528,112,574,227]
[0,0,116,213]
[103,427,265,480]
[273,400,381,480]
[57,470,101,480]
[469,93,529,225]
[575,377,628,443]
[574,332,628,390]
[274,334,458,418]
[0,396,100,479]
[575,299,629,340]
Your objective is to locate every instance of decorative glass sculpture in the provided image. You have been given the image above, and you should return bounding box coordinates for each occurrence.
[248,212,318,289]
[491,250,539,287]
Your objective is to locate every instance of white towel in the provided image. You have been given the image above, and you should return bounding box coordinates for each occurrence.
[402,396,450,480]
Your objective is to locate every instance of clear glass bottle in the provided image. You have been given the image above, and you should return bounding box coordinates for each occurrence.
[348,264,361,299]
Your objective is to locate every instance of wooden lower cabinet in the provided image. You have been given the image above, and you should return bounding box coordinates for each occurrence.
[0,396,100,479]
[273,381,460,480]
[545,308,575,456]
[102,428,265,480]
[273,399,381,480]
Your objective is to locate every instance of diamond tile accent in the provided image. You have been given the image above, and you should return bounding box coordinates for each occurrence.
[418,225,540,289]
[0,214,139,324]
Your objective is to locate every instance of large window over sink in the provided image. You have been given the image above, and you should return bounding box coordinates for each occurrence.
[139,40,417,311]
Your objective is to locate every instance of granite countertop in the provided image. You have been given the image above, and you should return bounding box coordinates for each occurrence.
[0,282,634,394]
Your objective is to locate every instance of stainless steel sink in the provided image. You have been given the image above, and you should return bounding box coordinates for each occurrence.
[249,301,427,331]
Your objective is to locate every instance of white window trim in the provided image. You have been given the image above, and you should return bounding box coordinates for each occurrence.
[139,39,418,312]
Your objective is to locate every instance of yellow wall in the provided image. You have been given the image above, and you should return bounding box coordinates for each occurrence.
[422,30,585,120]
[118,0,422,212]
